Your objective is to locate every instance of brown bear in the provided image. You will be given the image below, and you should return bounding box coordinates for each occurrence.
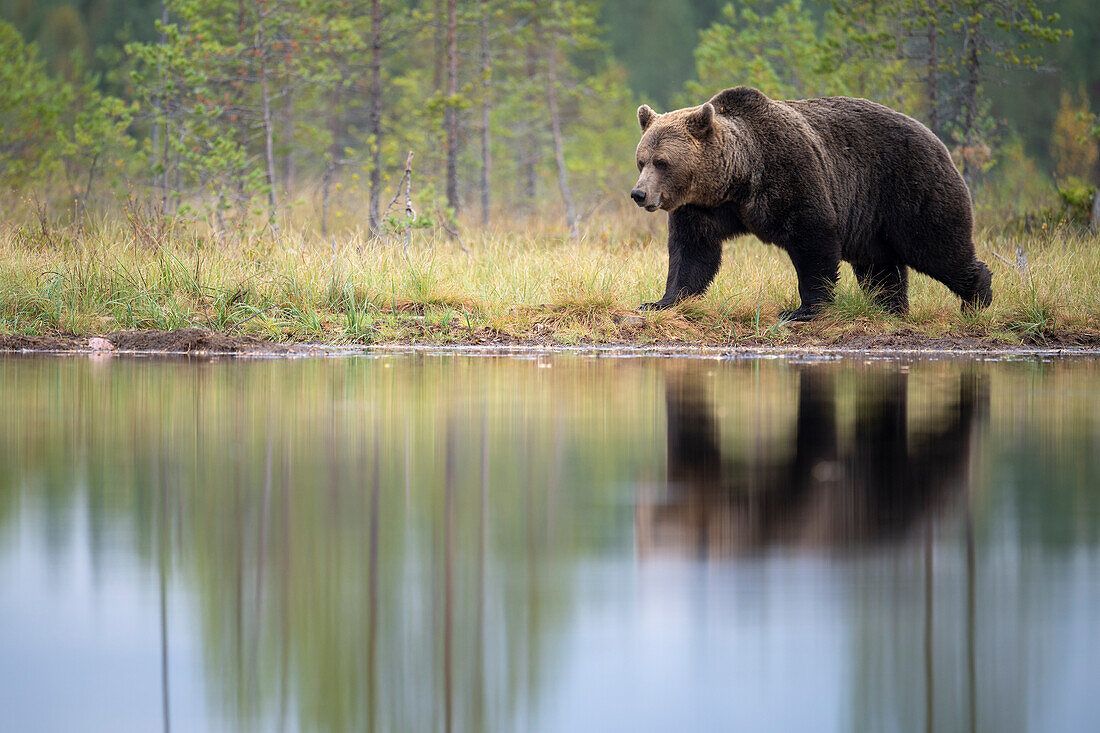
[631,86,993,320]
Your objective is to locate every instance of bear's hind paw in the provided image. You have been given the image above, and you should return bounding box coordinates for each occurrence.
[778,307,821,322]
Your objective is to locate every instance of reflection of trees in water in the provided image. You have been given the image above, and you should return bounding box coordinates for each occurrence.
[172,358,665,732]
[200,411,574,733]
[5,358,1100,732]
[638,367,988,557]
[0,358,662,732]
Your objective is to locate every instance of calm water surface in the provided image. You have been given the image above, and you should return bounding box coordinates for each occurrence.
[2,353,1100,732]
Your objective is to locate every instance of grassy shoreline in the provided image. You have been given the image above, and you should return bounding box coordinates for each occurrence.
[3,215,1100,351]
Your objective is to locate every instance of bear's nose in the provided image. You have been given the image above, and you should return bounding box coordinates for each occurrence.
[630,189,647,205]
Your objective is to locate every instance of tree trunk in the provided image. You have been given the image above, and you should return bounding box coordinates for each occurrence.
[521,16,539,208]
[321,88,341,238]
[433,0,445,92]
[155,0,168,209]
[321,164,331,238]
[960,19,981,185]
[282,86,295,193]
[479,0,491,227]
[962,25,980,140]
[215,191,227,245]
[547,44,578,239]
[926,15,939,138]
[257,5,279,234]
[172,122,183,216]
[368,0,383,235]
[162,107,171,212]
[75,153,100,229]
[444,0,459,213]
[1091,186,1100,234]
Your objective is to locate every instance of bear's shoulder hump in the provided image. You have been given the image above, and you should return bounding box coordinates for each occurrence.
[708,87,770,117]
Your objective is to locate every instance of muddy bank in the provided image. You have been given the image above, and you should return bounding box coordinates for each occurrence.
[4,326,1100,356]
[0,328,318,355]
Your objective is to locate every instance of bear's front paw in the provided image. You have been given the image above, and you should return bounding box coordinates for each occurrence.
[639,300,674,311]
[778,307,821,322]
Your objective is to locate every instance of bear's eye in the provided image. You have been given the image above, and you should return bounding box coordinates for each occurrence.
[637,159,644,172]
[653,159,669,171]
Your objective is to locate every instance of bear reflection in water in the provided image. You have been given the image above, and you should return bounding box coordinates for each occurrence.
[636,368,989,558]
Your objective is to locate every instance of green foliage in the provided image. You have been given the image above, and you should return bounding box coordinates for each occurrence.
[0,21,68,185]
[0,0,162,81]
[687,0,830,103]
[938,0,1070,177]
[685,0,918,111]
[1000,179,1093,234]
[600,0,726,108]
[0,21,132,206]
[114,0,635,232]
[683,0,1070,191]
[563,64,638,198]
[975,135,1055,220]
[0,0,1091,231]
[383,213,434,234]
[57,57,136,213]
[1056,183,1097,225]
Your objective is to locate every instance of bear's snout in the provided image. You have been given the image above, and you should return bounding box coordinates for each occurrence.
[632,189,662,210]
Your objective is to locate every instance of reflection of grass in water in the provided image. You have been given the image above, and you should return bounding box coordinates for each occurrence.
[3,215,1100,345]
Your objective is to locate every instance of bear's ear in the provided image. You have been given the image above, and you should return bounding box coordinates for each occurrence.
[638,104,656,132]
[686,102,714,139]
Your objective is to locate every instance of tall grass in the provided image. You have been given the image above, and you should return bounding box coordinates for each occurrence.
[1,210,1098,346]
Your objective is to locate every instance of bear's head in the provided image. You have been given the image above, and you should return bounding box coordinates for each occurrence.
[631,101,721,212]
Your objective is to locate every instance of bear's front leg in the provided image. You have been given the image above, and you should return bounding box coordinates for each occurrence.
[641,207,723,310]
[779,239,841,321]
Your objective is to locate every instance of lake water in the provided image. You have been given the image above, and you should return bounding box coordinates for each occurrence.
[2,352,1099,732]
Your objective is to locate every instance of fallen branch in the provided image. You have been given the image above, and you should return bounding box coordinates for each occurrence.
[992,248,1029,275]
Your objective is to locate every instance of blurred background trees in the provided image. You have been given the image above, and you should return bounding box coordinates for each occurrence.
[0,0,1097,234]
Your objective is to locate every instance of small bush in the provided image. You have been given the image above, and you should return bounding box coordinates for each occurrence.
[1057,183,1098,227]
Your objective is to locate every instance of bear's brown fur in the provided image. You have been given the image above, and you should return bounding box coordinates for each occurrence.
[631,86,993,320]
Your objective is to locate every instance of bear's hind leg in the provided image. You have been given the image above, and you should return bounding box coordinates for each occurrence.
[852,261,909,315]
[904,229,993,312]
[915,254,992,312]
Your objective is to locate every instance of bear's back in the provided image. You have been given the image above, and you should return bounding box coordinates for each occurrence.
[786,96,960,190]
[781,95,968,241]
[710,88,957,186]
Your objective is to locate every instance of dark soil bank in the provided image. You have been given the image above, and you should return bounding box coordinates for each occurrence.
[4,327,1100,355]
[0,329,311,355]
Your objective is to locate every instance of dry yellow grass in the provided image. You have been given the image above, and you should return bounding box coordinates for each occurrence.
[1,208,1098,348]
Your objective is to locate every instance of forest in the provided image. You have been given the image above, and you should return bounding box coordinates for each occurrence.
[2,0,1100,347]
[2,0,1098,234]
